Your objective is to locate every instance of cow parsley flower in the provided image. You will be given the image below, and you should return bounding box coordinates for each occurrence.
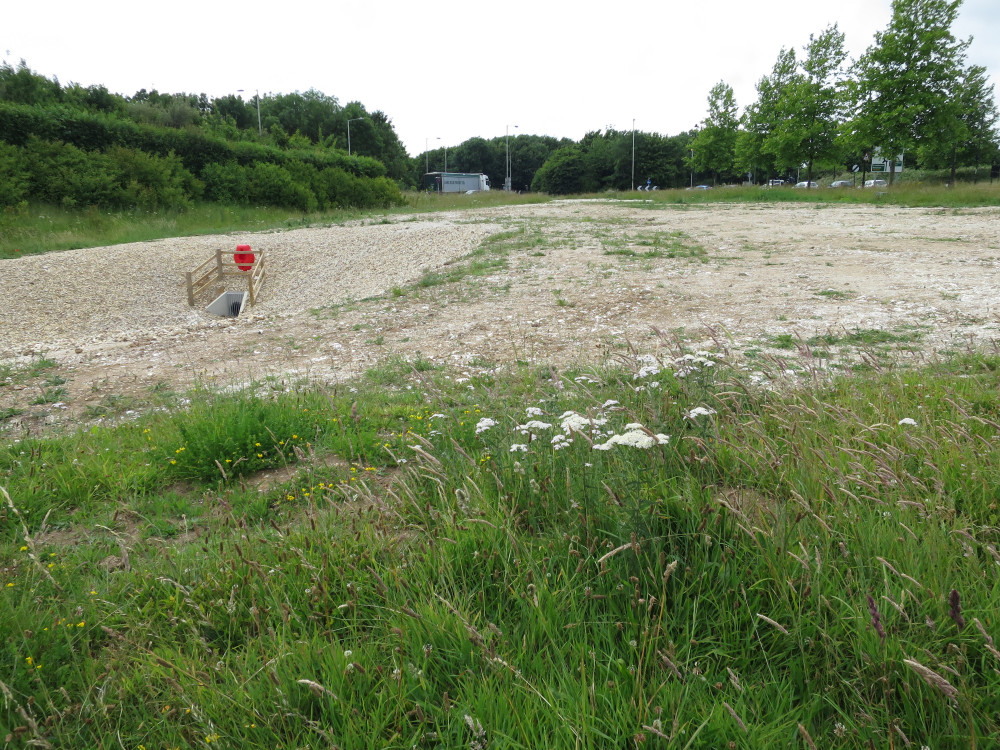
[475,418,497,434]
[594,429,670,450]
[898,418,917,426]
[525,407,545,417]
[560,411,608,434]
[685,406,717,419]
[551,434,573,450]
[509,444,529,452]
[517,420,553,435]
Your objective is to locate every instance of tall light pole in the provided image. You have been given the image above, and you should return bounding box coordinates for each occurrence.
[444,143,448,173]
[425,136,440,175]
[505,124,518,191]
[346,117,365,156]
[690,149,694,188]
[237,89,263,135]
[631,119,636,190]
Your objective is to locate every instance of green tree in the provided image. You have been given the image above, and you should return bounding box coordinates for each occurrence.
[769,25,848,187]
[270,89,340,144]
[531,146,586,194]
[852,0,969,184]
[509,135,568,192]
[918,63,1000,181]
[211,94,256,131]
[0,61,61,105]
[451,137,502,183]
[688,81,739,184]
[736,48,798,181]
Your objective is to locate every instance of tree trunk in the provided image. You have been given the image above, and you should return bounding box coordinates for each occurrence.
[950,144,957,186]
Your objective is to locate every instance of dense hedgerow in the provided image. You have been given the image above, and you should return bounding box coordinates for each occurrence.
[0,103,405,211]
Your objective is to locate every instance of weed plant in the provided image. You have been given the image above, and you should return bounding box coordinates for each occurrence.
[2,347,1000,748]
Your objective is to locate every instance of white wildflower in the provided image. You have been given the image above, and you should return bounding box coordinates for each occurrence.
[517,420,553,435]
[551,434,573,450]
[685,406,717,419]
[898,418,918,426]
[525,407,545,417]
[601,399,621,409]
[560,411,608,434]
[509,444,529,453]
[594,430,670,450]
[475,418,497,434]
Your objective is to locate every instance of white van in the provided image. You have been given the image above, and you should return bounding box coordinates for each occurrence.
[864,179,888,188]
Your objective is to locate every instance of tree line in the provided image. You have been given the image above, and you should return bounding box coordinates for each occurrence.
[690,0,999,187]
[422,0,997,193]
[1,0,997,209]
[0,66,408,211]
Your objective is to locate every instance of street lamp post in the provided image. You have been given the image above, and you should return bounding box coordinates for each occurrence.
[346,117,365,156]
[505,124,519,191]
[631,119,635,190]
[690,149,694,188]
[237,89,263,135]
[444,144,448,173]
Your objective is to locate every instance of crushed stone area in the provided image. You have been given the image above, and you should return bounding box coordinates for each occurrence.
[2,201,999,433]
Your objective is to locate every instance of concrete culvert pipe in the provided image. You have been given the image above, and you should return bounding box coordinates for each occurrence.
[207,291,248,318]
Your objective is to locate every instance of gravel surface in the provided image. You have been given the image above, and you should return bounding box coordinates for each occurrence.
[2,200,1000,434]
[0,219,499,355]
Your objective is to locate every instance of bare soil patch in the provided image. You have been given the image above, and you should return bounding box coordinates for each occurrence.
[2,201,999,435]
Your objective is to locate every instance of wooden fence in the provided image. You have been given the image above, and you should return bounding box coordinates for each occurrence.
[186,248,266,307]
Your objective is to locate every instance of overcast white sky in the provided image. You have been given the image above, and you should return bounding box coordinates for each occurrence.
[4,0,998,157]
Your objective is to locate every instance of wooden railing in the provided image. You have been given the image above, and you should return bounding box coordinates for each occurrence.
[186,248,266,307]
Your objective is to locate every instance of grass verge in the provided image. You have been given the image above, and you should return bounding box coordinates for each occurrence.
[3,348,1000,748]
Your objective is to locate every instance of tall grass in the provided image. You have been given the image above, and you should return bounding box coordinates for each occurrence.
[617,181,1000,208]
[0,193,547,259]
[2,348,1000,748]
[0,203,404,260]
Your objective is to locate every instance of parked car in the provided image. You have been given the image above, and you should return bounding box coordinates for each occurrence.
[768,179,785,186]
[686,184,712,190]
[829,180,853,188]
[794,181,819,188]
[864,179,888,188]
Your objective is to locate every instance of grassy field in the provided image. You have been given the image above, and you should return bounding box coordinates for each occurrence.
[3,187,1000,747]
[3,181,998,260]
[3,343,1000,748]
[0,193,549,260]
